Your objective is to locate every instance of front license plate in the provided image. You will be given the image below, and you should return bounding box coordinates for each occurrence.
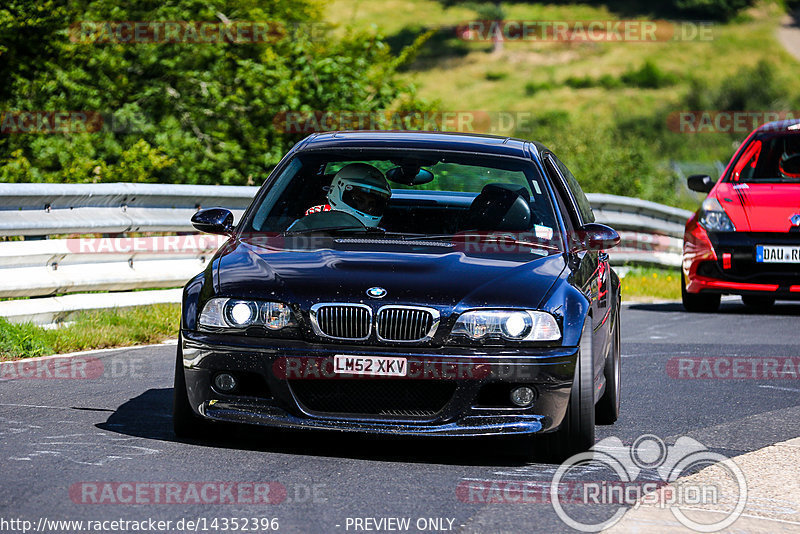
[333,355,407,377]
[756,245,800,263]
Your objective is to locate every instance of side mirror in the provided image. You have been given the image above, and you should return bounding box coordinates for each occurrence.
[687,174,714,193]
[579,223,620,251]
[192,208,234,235]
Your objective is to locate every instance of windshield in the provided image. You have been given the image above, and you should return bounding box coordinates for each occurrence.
[244,150,561,254]
[729,132,800,183]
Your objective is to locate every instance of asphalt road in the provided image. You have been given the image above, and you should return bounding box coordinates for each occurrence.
[2,300,800,533]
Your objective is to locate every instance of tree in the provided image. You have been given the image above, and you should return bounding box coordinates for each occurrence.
[0,0,427,185]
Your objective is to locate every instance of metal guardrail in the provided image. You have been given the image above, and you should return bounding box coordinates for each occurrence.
[0,184,693,324]
[0,183,258,236]
[586,193,692,269]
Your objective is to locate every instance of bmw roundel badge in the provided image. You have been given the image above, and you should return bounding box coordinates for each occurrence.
[367,287,387,299]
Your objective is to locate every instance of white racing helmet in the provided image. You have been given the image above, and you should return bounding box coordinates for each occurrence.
[326,163,391,228]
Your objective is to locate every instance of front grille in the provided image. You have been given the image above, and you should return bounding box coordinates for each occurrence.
[708,232,800,284]
[311,304,371,340]
[376,306,439,342]
[290,379,456,418]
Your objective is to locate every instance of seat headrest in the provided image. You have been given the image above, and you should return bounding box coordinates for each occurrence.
[465,183,532,231]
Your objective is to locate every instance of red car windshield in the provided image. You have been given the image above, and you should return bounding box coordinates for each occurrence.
[730,132,800,183]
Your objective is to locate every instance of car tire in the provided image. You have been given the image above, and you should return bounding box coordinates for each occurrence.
[173,339,214,439]
[681,273,720,312]
[537,318,596,463]
[596,308,620,425]
[741,295,775,310]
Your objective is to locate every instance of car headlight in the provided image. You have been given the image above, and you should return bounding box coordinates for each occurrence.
[451,310,561,342]
[699,197,735,232]
[199,298,295,330]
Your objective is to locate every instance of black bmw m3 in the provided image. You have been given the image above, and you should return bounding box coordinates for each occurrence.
[175,131,622,461]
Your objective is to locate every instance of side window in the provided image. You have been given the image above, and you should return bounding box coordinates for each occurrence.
[553,155,595,224]
[543,156,576,233]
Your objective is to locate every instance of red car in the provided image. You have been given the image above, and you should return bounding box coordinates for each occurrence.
[683,119,800,312]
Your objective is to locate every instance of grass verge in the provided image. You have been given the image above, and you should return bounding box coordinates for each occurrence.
[0,304,180,361]
[620,267,681,301]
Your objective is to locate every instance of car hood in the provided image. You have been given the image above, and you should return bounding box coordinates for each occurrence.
[715,182,800,232]
[215,239,567,310]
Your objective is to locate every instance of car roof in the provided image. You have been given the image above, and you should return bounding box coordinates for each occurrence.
[295,130,544,160]
[756,118,800,134]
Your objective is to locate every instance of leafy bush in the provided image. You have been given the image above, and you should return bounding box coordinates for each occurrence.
[684,60,794,111]
[0,0,428,185]
[619,61,679,89]
[524,81,556,95]
[563,62,677,91]
[485,71,508,81]
[597,74,623,90]
[564,75,595,89]
[675,0,756,21]
[515,112,678,203]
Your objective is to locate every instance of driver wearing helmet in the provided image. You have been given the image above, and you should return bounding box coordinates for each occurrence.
[779,136,800,180]
[304,163,392,228]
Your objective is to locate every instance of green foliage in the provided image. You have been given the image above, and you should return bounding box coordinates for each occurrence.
[526,118,678,204]
[485,70,507,81]
[617,60,800,167]
[620,267,681,302]
[0,318,52,359]
[684,60,794,111]
[0,304,180,360]
[524,81,557,95]
[674,0,756,21]
[619,60,679,89]
[0,0,427,185]
[564,61,678,90]
[564,75,596,89]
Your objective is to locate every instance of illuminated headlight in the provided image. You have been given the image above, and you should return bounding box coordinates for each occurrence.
[226,300,258,327]
[199,298,295,330]
[451,310,560,342]
[699,198,736,232]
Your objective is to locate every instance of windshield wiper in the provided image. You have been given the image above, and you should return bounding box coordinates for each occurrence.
[400,233,562,251]
[283,226,386,237]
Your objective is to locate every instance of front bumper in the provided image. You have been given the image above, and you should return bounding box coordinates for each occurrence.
[180,330,578,437]
[685,230,800,297]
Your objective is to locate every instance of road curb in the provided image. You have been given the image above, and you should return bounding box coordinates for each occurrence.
[605,437,800,532]
[1,338,177,363]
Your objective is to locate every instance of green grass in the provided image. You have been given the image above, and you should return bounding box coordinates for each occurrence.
[620,267,682,301]
[319,1,800,210]
[0,304,180,361]
[324,0,797,137]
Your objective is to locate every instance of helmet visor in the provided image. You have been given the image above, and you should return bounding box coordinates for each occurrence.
[341,185,390,216]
